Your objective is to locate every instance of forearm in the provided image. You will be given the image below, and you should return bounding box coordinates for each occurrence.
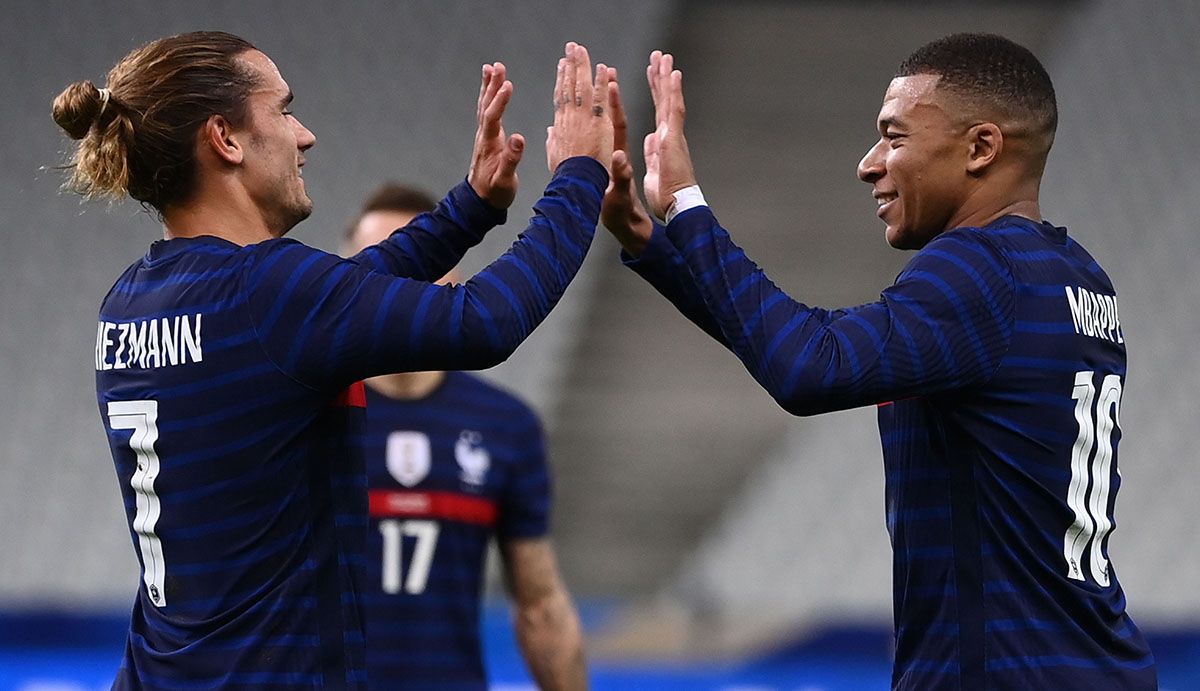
[659,207,901,414]
[434,156,606,369]
[621,223,729,346]
[516,589,588,691]
[352,179,505,280]
[660,207,1013,414]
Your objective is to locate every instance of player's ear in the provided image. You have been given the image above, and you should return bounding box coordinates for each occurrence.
[965,122,1002,175]
[200,114,244,165]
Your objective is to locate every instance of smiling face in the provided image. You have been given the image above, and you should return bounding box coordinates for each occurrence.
[235,50,316,236]
[857,74,971,250]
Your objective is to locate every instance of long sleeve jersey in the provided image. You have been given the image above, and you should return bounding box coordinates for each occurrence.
[95,157,606,690]
[624,207,1156,690]
[359,373,550,688]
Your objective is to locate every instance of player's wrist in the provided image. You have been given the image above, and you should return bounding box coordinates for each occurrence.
[664,184,706,224]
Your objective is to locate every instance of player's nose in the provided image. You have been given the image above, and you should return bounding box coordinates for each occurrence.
[857,139,885,183]
[294,118,316,151]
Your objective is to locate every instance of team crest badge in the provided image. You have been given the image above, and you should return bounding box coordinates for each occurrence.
[455,430,490,486]
[386,431,431,487]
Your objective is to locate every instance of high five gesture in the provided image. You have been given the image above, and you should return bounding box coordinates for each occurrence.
[468,62,525,209]
[643,51,698,222]
[546,42,614,173]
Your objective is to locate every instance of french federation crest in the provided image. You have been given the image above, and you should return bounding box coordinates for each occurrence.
[386,431,431,487]
[455,430,490,486]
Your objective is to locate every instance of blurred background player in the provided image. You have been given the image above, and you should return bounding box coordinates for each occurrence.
[603,35,1155,690]
[58,33,613,688]
[344,183,587,690]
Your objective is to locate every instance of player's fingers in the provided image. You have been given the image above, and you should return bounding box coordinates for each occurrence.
[647,51,662,122]
[482,80,512,138]
[592,63,610,118]
[503,132,525,171]
[658,53,676,128]
[484,64,506,126]
[609,78,628,153]
[670,69,686,131]
[477,64,491,122]
[485,62,506,109]
[643,131,658,170]
[574,43,592,109]
[564,43,578,110]
[611,148,632,184]
[554,57,567,115]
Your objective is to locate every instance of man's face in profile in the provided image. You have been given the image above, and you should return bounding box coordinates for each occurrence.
[857,74,969,250]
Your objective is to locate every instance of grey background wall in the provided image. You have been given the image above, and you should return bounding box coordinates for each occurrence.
[2,0,1197,654]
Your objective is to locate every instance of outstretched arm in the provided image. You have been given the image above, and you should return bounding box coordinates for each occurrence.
[503,538,588,691]
[246,43,615,389]
[352,62,526,281]
[637,53,1015,415]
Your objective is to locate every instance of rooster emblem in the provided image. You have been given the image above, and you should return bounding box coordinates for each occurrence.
[455,430,490,486]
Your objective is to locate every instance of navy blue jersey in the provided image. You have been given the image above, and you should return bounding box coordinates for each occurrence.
[94,158,605,690]
[625,209,1155,690]
[358,373,548,688]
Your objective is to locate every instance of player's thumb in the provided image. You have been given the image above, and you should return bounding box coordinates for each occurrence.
[611,149,632,183]
[504,133,525,170]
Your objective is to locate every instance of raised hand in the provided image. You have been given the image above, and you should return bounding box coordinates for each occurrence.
[644,51,697,221]
[599,67,653,255]
[545,42,614,173]
[468,62,525,209]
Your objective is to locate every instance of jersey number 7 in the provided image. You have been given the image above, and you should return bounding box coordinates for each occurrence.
[108,400,167,607]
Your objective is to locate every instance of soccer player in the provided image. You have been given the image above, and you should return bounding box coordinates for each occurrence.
[55,32,613,689]
[602,34,1156,689]
[344,183,586,690]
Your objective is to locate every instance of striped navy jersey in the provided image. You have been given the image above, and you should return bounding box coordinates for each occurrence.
[625,209,1156,690]
[359,373,548,688]
[94,157,605,690]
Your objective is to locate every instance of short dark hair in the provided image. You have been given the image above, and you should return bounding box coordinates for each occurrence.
[898,33,1057,148]
[52,31,260,214]
[345,182,438,239]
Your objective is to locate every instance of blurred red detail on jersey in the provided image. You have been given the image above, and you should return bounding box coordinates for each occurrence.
[334,381,367,408]
[369,490,497,526]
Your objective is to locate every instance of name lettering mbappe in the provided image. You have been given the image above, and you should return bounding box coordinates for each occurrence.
[1065,286,1123,344]
[95,314,203,370]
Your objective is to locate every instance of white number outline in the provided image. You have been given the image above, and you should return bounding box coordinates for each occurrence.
[108,400,167,607]
[1063,371,1122,586]
[378,518,440,595]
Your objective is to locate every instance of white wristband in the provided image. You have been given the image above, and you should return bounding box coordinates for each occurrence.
[665,185,707,224]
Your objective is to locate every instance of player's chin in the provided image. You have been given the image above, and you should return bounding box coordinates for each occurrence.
[884,224,910,250]
[278,199,314,237]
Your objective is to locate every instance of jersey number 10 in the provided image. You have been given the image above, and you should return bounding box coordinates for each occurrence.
[1064,370,1122,587]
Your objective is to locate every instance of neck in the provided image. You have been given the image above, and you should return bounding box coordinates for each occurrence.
[162,179,274,246]
[949,199,1042,230]
[945,172,1042,231]
[365,370,447,400]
